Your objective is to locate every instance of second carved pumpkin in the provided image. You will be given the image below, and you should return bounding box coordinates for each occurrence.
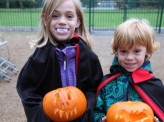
[106,101,154,122]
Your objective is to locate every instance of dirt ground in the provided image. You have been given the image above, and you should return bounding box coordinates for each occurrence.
[0,31,164,122]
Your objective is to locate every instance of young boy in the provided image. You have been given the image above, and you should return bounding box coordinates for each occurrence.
[93,18,164,122]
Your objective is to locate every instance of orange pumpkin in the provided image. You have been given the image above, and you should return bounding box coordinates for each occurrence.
[42,86,87,122]
[106,101,154,122]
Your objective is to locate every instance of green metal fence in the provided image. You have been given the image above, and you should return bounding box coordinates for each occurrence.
[0,0,163,33]
[87,0,164,33]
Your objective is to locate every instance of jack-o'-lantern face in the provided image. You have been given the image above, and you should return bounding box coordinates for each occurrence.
[43,86,87,122]
[106,101,154,122]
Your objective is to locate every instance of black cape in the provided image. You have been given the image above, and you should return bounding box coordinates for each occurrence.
[97,61,164,121]
[16,36,103,122]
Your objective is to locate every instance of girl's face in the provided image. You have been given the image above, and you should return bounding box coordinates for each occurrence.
[49,0,80,41]
[117,45,148,72]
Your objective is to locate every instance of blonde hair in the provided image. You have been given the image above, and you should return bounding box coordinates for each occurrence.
[31,0,92,48]
[111,18,160,59]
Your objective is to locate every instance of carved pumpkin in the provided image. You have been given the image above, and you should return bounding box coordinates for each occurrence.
[43,86,87,122]
[106,101,154,122]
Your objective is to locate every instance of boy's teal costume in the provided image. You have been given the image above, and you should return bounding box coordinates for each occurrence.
[94,56,164,122]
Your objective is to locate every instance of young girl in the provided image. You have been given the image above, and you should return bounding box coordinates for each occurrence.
[16,0,103,122]
[93,18,164,122]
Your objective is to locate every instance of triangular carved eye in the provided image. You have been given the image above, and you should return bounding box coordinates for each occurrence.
[43,86,87,122]
[67,90,73,100]
[53,92,59,104]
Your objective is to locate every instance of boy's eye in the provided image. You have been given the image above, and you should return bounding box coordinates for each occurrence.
[134,49,141,53]
[120,50,127,54]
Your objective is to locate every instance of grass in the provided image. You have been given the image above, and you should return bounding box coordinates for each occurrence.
[0,8,163,29]
[0,8,41,26]
[83,8,163,29]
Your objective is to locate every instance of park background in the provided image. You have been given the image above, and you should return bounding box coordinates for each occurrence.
[0,0,164,121]
[0,0,164,33]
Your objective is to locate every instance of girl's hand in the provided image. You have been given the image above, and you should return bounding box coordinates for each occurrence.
[102,116,107,122]
[154,116,159,122]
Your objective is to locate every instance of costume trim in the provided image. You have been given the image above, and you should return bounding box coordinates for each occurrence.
[96,73,121,97]
[75,44,80,74]
[133,84,164,121]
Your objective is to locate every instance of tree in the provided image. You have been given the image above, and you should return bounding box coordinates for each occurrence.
[5,0,32,8]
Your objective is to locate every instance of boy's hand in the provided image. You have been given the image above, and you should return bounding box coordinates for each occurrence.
[102,116,107,122]
[154,116,159,122]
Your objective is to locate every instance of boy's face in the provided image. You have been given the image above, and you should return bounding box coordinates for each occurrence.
[117,45,148,72]
[49,0,80,41]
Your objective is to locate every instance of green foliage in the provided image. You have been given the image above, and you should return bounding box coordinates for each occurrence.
[0,0,6,8]
[0,0,42,8]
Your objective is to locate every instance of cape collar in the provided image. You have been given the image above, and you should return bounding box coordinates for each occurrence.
[132,69,154,83]
[110,56,154,84]
[73,33,80,38]
[57,33,80,49]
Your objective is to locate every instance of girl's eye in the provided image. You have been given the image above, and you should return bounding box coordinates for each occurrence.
[67,15,74,19]
[52,14,59,18]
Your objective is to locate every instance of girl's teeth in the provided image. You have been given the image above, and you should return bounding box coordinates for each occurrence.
[57,28,68,33]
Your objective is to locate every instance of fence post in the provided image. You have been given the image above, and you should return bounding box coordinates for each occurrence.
[30,7,33,31]
[158,0,164,33]
[89,0,92,33]
[155,4,160,31]
[123,0,128,21]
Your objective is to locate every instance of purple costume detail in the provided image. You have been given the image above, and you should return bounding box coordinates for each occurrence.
[56,46,76,87]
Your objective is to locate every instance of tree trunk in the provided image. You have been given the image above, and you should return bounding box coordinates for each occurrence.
[6,0,10,8]
[19,0,24,8]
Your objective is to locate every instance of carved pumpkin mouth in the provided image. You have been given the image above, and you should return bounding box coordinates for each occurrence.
[114,110,153,122]
[106,101,154,122]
